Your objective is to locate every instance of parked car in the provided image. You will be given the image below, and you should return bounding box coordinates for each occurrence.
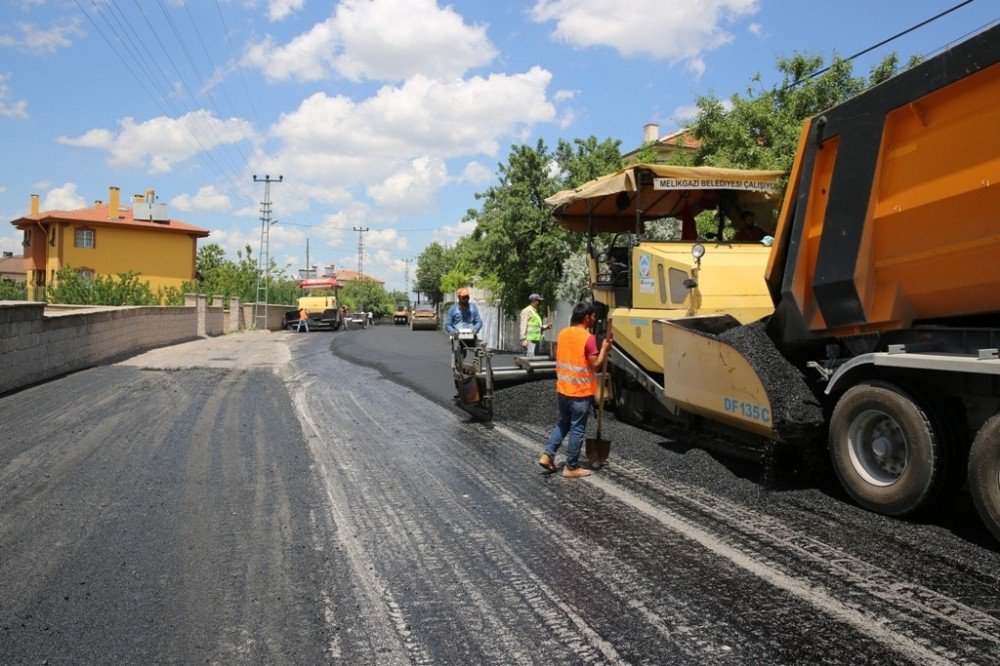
[410,303,439,331]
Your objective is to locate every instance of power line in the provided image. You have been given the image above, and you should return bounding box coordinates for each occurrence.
[783,0,977,90]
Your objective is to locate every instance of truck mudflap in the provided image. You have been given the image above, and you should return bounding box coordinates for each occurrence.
[655,315,824,441]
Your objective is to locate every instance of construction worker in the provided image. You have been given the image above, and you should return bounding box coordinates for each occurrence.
[444,287,482,337]
[296,307,310,332]
[519,293,551,357]
[538,302,611,478]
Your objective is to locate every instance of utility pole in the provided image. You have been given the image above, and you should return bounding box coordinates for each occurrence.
[253,174,282,329]
[403,257,412,301]
[352,226,370,280]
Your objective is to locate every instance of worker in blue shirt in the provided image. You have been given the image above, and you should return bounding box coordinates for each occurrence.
[444,287,482,336]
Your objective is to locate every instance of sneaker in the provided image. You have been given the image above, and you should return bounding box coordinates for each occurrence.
[562,466,592,478]
[538,454,556,472]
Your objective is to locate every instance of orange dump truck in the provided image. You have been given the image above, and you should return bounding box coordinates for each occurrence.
[546,24,1000,540]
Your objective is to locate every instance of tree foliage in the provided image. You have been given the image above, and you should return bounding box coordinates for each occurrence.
[339,279,394,318]
[464,137,622,313]
[46,267,168,306]
[190,243,300,305]
[690,52,913,173]
[0,278,27,301]
[414,241,450,304]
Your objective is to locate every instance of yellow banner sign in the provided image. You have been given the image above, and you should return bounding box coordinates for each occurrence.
[653,177,779,192]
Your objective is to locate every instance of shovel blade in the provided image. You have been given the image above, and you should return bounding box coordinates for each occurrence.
[585,436,611,463]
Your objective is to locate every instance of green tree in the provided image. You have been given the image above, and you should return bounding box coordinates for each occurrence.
[414,241,452,304]
[465,136,622,313]
[439,269,473,298]
[340,279,394,318]
[690,52,912,173]
[554,136,623,184]
[0,278,27,301]
[190,243,300,305]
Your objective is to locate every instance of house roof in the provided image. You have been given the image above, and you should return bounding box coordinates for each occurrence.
[11,202,210,237]
[0,254,24,277]
[332,269,384,285]
[621,128,702,161]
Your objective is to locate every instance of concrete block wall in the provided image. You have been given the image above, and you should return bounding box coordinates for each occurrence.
[241,303,292,331]
[0,301,198,395]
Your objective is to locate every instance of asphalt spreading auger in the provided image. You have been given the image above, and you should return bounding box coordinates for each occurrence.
[451,330,556,421]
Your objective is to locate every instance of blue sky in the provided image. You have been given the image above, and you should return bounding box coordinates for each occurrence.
[1,0,996,294]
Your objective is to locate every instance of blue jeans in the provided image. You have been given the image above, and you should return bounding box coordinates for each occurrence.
[545,394,592,468]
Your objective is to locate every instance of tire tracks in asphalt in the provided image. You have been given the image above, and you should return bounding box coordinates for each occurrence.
[498,421,1000,665]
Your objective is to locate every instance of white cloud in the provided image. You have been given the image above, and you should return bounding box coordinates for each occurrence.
[432,221,474,244]
[531,0,758,71]
[271,68,553,175]
[244,0,496,83]
[206,227,260,257]
[0,232,19,254]
[58,111,254,174]
[268,0,304,21]
[331,0,496,82]
[0,73,28,119]
[264,68,553,217]
[42,183,87,211]
[367,228,409,252]
[673,105,700,123]
[244,20,337,83]
[367,156,448,214]
[0,18,83,54]
[553,89,577,102]
[170,185,233,212]
[748,22,762,36]
[459,161,493,185]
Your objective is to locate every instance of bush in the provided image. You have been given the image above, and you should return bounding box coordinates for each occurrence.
[47,267,160,306]
[0,278,27,301]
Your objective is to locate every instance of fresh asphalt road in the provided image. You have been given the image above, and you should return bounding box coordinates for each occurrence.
[1,324,998,664]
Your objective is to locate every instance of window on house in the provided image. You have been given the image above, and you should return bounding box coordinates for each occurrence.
[22,229,31,247]
[78,268,95,281]
[49,229,56,246]
[75,228,95,249]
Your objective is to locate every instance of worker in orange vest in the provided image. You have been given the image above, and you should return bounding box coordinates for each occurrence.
[539,302,611,478]
[296,307,310,332]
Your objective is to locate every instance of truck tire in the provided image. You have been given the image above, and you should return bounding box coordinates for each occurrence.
[829,381,953,517]
[969,414,1000,543]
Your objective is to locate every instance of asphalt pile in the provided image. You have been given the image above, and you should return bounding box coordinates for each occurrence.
[716,319,825,436]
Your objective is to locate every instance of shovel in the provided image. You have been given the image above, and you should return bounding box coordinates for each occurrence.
[586,320,612,464]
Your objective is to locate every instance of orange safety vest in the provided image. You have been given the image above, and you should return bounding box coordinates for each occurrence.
[298,308,309,320]
[555,326,598,397]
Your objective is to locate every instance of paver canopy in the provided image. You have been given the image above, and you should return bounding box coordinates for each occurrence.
[546,163,786,233]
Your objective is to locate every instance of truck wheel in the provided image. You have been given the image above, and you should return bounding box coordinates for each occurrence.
[969,414,1000,542]
[829,381,952,517]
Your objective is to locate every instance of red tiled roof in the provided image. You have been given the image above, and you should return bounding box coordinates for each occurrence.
[658,128,702,148]
[11,202,210,237]
[333,269,384,284]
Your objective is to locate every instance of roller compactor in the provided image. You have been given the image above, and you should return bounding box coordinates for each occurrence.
[547,24,1000,540]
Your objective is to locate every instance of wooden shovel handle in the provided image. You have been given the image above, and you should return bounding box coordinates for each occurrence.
[595,318,612,435]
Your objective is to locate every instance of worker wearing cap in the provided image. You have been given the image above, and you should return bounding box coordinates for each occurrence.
[444,287,482,336]
[519,293,551,357]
